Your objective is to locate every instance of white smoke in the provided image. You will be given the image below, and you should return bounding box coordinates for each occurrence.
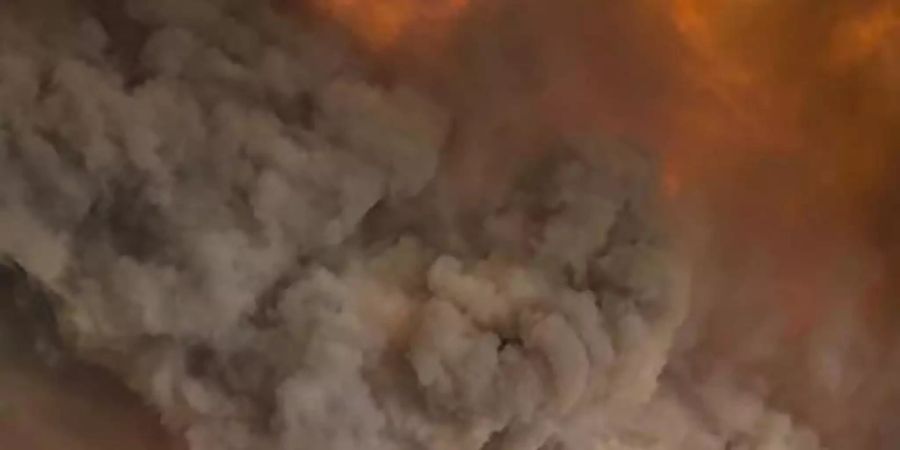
[0,0,825,449]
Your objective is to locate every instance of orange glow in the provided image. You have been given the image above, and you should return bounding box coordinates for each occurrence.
[658,0,899,335]
[309,0,470,50]
[831,3,899,67]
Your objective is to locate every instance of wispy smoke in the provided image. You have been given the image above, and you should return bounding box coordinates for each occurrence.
[0,0,841,449]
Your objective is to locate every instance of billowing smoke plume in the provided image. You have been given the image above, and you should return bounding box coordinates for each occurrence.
[0,0,834,449]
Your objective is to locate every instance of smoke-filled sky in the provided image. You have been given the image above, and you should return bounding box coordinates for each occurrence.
[301,1,900,445]
[0,0,899,449]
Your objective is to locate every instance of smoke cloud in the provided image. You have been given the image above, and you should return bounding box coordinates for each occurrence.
[2,0,894,449]
[349,0,900,448]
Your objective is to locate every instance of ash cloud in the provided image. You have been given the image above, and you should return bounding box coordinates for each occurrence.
[0,0,833,449]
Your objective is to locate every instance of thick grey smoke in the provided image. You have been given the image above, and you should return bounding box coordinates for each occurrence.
[0,0,825,449]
